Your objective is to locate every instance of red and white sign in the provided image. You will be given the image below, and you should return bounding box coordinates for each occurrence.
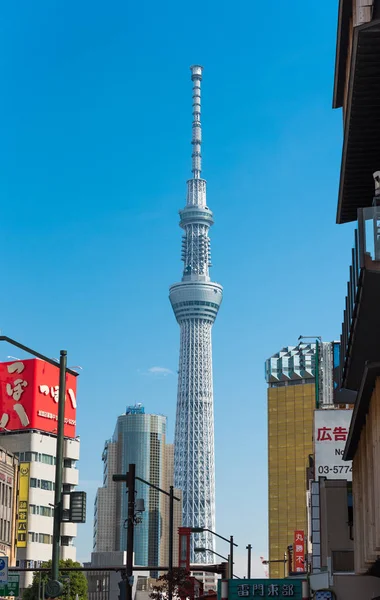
[293,530,305,573]
[0,359,77,438]
[314,409,353,481]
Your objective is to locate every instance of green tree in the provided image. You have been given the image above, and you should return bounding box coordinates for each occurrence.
[149,568,193,600]
[23,559,88,600]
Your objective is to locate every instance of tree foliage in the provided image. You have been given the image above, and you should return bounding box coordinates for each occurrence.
[150,568,193,600]
[23,559,88,600]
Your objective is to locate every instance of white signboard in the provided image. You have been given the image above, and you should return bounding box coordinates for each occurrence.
[314,409,353,481]
[0,557,8,584]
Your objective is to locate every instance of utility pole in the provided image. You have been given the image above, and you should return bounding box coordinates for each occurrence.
[230,536,234,579]
[246,545,251,579]
[126,464,136,600]
[51,351,67,584]
[113,466,180,600]
[168,486,174,600]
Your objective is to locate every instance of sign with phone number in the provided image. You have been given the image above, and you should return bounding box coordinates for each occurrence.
[314,409,353,481]
[317,464,352,476]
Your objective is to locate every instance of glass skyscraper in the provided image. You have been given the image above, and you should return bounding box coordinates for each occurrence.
[94,405,170,568]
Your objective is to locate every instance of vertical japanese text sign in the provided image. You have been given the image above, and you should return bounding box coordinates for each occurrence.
[293,530,305,573]
[17,463,30,548]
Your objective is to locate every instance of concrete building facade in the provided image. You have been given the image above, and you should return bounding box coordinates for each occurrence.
[2,431,80,590]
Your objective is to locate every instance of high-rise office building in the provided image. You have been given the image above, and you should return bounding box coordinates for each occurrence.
[265,343,316,578]
[169,66,223,564]
[93,405,182,569]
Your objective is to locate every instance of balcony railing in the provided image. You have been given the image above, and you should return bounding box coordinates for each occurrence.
[340,206,380,390]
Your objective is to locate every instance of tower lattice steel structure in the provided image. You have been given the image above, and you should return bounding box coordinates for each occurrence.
[169,65,223,564]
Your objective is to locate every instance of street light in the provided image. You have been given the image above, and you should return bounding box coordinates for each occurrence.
[193,549,243,580]
[113,464,181,600]
[261,554,288,578]
[191,527,237,578]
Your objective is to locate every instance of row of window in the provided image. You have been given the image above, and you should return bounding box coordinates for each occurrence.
[29,532,53,544]
[0,483,12,509]
[16,560,44,568]
[269,379,315,388]
[28,532,73,546]
[30,505,53,517]
[15,452,56,465]
[172,300,219,309]
[30,479,55,491]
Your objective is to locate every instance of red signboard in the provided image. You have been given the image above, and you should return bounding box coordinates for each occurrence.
[293,530,305,573]
[178,527,191,571]
[0,358,77,438]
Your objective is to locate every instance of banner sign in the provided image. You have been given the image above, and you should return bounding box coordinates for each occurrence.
[221,579,303,599]
[17,463,30,548]
[293,530,305,573]
[0,358,77,437]
[314,409,353,480]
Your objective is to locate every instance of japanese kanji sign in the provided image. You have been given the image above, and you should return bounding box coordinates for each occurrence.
[314,409,353,481]
[293,530,305,574]
[0,358,77,437]
[221,579,303,600]
[17,463,29,548]
[0,573,19,597]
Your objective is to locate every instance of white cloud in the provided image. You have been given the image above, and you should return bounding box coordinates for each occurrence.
[147,366,174,376]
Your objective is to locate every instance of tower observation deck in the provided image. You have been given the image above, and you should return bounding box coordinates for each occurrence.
[169,65,223,564]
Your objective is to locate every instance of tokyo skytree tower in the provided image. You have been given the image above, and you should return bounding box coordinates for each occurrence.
[169,65,223,564]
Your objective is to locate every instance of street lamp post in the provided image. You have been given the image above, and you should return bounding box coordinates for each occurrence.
[246,544,252,579]
[262,555,288,579]
[191,527,238,579]
[113,464,180,600]
[51,351,67,584]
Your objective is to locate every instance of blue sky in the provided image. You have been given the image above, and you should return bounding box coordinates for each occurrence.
[1,0,353,577]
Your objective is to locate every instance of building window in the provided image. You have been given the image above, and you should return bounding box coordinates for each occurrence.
[61,536,73,547]
[30,505,38,515]
[63,459,75,468]
[40,506,52,517]
[39,533,51,544]
[30,479,54,491]
[25,452,38,462]
[41,454,54,465]
[40,480,53,491]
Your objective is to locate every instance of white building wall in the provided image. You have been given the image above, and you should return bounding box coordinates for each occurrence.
[1,431,80,590]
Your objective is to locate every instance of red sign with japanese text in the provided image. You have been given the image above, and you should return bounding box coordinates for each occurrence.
[293,530,305,573]
[0,358,77,438]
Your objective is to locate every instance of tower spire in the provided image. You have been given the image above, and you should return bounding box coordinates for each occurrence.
[190,65,203,179]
